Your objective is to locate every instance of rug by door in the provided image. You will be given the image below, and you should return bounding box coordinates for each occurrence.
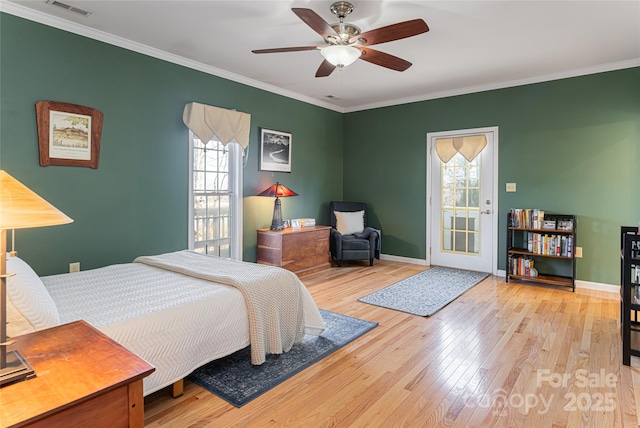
[187,309,377,407]
[358,266,489,316]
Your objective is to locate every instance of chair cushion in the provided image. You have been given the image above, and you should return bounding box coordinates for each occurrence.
[334,210,364,235]
[340,235,371,251]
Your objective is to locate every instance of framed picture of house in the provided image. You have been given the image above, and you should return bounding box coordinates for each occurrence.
[36,100,103,168]
[260,128,292,172]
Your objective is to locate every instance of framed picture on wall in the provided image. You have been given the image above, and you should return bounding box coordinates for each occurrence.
[36,100,103,169]
[260,128,292,172]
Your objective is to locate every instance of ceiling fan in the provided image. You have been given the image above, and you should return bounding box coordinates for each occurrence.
[252,1,429,77]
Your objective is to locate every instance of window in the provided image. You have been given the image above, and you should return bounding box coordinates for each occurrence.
[188,132,243,260]
[440,152,480,254]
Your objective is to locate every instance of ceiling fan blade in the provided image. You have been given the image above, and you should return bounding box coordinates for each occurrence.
[252,46,319,54]
[350,19,429,46]
[315,60,336,78]
[292,8,338,40]
[358,47,412,72]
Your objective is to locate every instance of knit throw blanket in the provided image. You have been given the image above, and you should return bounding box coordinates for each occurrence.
[134,250,304,365]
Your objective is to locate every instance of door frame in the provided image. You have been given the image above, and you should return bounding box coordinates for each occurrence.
[426,126,500,275]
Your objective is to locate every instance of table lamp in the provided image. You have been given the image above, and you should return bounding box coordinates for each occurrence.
[0,170,73,386]
[257,182,298,230]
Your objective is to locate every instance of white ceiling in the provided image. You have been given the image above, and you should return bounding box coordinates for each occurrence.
[3,0,639,112]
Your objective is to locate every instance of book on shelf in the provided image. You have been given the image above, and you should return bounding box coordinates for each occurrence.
[630,264,640,285]
[508,255,536,277]
[631,240,640,260]
[509,208,574,231]
[509,208,545,229]
[520,232,573,256]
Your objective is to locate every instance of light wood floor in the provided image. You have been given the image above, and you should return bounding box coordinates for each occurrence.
[144,260,640,427]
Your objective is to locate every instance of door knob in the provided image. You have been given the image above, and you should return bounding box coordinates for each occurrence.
[481,210,492,215]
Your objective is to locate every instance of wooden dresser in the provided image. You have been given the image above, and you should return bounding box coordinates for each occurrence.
[257,225,331,274]
[0,320,154,428]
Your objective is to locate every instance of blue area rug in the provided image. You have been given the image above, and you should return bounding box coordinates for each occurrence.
[188,309,377,407]
[359,266,489,316]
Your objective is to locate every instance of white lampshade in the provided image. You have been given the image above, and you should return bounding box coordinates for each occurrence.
[0,170,73,230]
[320,45,362,68]
[0,170,72,387]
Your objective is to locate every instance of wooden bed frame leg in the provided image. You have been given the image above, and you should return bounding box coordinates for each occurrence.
[171,379,184,398]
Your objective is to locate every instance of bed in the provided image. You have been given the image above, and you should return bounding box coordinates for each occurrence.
[5,250,325,396]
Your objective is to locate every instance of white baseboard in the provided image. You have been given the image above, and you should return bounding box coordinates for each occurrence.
[387,259,618,293]
[381,256,619,294]
[575,280,619,293]
[380,254,429,266]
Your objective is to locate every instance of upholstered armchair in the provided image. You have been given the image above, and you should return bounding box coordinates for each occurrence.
[329,201,380,267]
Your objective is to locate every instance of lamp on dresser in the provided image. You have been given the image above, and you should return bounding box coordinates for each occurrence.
[0,170,73,386]
[257,182,298,231]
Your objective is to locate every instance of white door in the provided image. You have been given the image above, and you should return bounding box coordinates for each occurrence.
[427,127,498,273]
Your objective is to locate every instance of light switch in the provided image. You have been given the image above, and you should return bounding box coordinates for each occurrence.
[506,183,516,192]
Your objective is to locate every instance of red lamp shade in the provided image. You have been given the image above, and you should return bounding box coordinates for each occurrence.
[256,182,298,198]
[257,182,298,230]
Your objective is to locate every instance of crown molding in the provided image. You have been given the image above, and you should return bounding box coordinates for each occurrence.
[344,58,640,113]
[2,1,637,114]
[0,1,345,113]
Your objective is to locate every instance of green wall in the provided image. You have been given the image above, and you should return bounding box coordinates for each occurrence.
[0,13,343,275]
[2,12,638,286]
[344,68,640,285]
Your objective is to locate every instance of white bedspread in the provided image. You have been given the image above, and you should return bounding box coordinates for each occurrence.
[42,252,324,395]
[135,250,321,364]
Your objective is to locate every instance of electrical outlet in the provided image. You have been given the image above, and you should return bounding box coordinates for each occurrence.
[69,262,80,273]
[575,247,583,258]
[506,182,517,192]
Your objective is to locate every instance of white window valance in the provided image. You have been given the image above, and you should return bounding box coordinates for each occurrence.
[435,135,487,163]
[182,102,251,149]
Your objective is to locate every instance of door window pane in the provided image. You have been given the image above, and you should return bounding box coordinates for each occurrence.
[439,143,483,256]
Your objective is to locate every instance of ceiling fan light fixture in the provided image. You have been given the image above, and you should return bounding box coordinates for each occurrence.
[253,5,428,78]
[320,45,362,68]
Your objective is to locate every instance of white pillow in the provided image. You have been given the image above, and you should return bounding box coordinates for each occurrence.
[334,210,365,236]
[5,256,60,336]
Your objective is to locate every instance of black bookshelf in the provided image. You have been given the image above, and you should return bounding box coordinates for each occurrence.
[621,226,640,365]
[506,211,577,291]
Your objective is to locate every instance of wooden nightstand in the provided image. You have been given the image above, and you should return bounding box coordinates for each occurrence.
[257,225,331,274]
[0,320,154,428]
